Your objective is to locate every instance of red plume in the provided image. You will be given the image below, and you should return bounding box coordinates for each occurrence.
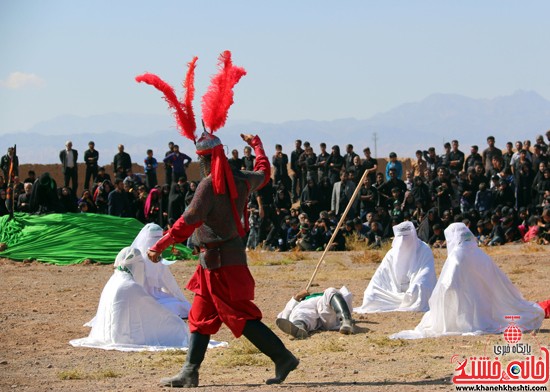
[201,50,247,132]
[181,57,198,140]
[135,71,197,142]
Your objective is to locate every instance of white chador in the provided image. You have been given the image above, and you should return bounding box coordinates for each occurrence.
[277,287,353,332]
[391,223,545,339]
[354,221,437,313]
[130,223,191,318]
[70,247,190,351]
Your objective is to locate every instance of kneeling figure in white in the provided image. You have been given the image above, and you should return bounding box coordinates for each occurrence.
[276,287,354,339]
[354,221,437,313]
[70,247,190,351]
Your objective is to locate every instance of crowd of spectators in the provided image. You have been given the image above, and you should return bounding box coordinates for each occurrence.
[1,130,549,250]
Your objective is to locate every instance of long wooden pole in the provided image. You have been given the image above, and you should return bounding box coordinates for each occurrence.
[305,167,371,291]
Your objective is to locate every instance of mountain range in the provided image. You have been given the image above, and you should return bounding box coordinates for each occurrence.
[3,90,549,165]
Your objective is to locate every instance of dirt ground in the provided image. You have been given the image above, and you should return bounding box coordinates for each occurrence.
[1,244,549,392]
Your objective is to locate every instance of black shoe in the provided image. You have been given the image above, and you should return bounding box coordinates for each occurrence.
[160,364,199,388]
[266,352,300,385]
[159,332,210,388]
[242,319,299,384]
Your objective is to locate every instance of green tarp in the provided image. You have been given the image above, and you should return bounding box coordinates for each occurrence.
[0,213,195,265]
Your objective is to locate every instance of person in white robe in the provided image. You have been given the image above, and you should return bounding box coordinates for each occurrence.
[354,221,437,313]
[70,247,190,351]
[276,286,354,339]
[130,223,191,318]
[391,222,545,339]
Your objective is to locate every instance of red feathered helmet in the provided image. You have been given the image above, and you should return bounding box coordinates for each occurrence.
[136,50,247,236]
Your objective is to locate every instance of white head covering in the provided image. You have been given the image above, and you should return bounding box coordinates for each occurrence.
[444,222,476,255]
[129,223,191,318]
[391,221,419,290]
[114,247,145,287]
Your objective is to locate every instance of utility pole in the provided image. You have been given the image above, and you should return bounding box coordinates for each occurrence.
[373,132,378,159]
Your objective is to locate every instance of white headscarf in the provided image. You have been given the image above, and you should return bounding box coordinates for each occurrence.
[391,221,419,291]
[114,247,145,287]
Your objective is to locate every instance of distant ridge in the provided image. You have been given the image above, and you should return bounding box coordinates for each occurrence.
[3,90,549,164]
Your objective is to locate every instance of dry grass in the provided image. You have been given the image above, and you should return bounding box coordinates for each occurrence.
[213,340,270,368]
[367,336,408,348]
[57,369,120,380]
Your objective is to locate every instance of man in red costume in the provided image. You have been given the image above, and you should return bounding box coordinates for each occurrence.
[147,132,299,388]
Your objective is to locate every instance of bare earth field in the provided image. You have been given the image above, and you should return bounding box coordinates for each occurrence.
[1,244,549,392]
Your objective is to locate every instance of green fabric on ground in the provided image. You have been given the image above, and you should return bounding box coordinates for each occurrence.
[0,213,196,265]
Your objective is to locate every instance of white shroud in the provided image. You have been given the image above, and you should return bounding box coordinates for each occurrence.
[70,247,191,351]
[391,223,544,339]
[354,221,437,313]
[130,223,191,318]
[278,287,353,332]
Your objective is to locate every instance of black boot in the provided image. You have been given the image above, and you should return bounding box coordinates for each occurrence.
[242,319,299,385]
[330,293,354,335]
[160,332,210,388]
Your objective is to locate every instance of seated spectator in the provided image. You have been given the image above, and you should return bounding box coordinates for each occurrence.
[428,224,446,248]
[17,182,33,213]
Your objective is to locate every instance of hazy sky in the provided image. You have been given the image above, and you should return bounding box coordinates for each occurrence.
[1,0,549,134]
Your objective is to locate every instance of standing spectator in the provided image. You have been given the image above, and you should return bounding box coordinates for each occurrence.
[108,178,130,217]
[326,145,345,185]
[531,144,548,172]
[423,147,440,179]
[228,149,243,172]
[113,144,132,180]
[343,144,359,172]
[502,142,514,173]
[349,156,365,185]
[301,145,318,184]
[482,136,502,175]
[331,171,358,219]
[83,141,99,191]
[449,140,465,175]
[362,147,378,184]
[272,144,290,190]
[385,152,403,181]
[439,142,451,170]
[164,144,192,183]
[59,141,78,195]
[144,149,158,190]
[1,147,19,181]
[316,143,330,183]
[515,162,534,209]
[300,178,321,220]
[290,139,304,202]
[242,145,255,171]
[412,150,427,179]
[164,141,175,187]
[465,145,483,172]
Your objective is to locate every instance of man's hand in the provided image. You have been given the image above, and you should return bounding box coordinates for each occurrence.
[240,133,255,144]
[294,289,310,301]
[147,249,161,263]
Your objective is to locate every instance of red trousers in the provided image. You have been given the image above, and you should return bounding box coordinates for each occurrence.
[186,264,262,337]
